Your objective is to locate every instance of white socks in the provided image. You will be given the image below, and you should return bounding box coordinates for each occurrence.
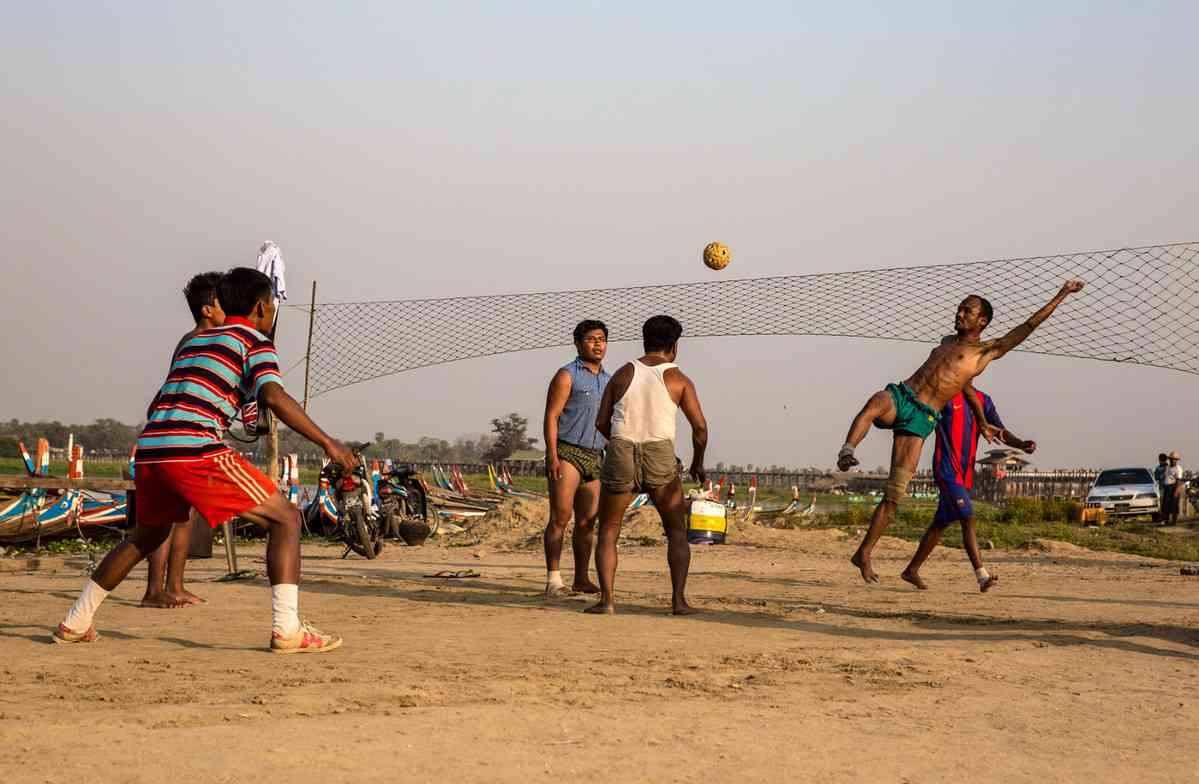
[63,579,110,632]
[974,567,992,587]
[546,570,565,592]
[271,584,300,636]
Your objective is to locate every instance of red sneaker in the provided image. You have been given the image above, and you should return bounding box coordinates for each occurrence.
[270,621,342,654]
[52,623,99,644]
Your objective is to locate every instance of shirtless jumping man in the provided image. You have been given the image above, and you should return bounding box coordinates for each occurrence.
[838,280,1084,583]
[585,315,708,615]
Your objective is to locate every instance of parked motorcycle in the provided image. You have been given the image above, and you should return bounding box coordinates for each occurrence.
[318,455,384,559]
[377,464,432,545]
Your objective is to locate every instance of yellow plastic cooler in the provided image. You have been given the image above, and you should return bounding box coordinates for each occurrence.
[688,499,728,544]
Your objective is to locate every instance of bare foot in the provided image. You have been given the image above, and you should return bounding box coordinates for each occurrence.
[140,591,189,609]
[671,601,696,616]
[571,581,601,594]
[850,552,880,584]
[167,589,206,606]
[979,574,999,593]
[900,570,928,590]
[544,585,571,599]
[582,601,615,615]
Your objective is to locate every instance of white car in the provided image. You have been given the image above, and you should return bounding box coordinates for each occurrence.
[1085,467,1160,520]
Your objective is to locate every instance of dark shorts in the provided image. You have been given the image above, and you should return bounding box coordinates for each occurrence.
[556,440,603,483]
[932,479,973,529]
[601,438,678,493]
[883,382,940,439]
[1163,490,1180,516]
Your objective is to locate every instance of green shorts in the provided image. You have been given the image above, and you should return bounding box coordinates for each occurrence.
[556,440,603,483]
[884,382,940,439]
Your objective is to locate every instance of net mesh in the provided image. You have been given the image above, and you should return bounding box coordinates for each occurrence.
[298,241,1198,398]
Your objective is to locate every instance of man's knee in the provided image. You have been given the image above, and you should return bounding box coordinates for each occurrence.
[134,527,172,553]
[883,469,915,505]
[546,508,572,531]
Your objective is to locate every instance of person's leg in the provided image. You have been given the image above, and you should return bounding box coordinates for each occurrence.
[543,461,583,595]
[959,515,998,591]
[238,491,338,652]
[163,510,205,605]
[584,488,634,614]
[901,525,943,590]
[570,479,601,593]
[646,478,693,614]
[141,531,171,607]
[837,390,896,470]
[851,433,923,583]
[57,522,173,640]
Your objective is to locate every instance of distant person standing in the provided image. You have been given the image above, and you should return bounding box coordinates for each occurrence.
[1153,452,1168,521]
[541,320,610,597]
[1163,451,1184,525]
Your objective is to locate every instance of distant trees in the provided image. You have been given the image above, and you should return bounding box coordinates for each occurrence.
[0,418,139,456]
[482,413,538,463]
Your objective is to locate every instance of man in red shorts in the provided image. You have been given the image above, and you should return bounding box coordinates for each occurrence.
[54,267,355,652]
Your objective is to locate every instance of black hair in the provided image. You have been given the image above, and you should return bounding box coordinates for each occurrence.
[974,296,994,327]
[1159,453,1169,461]
[183,271,225,323]
[217,267,273,317]
[642,315,683,352]
[573,319,608,342]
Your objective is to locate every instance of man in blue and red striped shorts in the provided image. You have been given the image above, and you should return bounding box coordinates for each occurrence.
[54,268,356,652]
[900,388,1035,593]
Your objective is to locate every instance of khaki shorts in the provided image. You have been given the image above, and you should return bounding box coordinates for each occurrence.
[601,438,679,493]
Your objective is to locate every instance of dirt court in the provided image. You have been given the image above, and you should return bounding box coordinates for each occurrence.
[2,520,1197,783]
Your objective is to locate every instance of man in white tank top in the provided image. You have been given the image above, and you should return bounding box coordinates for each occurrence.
[584,316,709,616]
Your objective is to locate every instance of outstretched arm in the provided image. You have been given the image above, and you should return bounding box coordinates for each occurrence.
[259,382,355,471]
[984,280,1084,361]
[678,376,709,484]
[543,370,571,481]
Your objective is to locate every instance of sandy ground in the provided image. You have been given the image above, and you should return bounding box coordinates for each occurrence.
[2,520,1198,783]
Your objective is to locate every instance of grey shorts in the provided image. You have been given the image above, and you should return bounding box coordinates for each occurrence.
[601,438,679,493]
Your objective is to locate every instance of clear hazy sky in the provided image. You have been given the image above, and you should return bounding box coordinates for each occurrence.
[1,2,1195,471]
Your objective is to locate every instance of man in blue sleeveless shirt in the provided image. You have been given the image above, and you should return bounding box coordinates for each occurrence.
[542,320,610,596]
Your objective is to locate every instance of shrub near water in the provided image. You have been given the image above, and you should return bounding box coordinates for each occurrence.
[1001,497,1083,524]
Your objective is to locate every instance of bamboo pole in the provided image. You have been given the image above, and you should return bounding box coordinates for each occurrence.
[302,280,317,411]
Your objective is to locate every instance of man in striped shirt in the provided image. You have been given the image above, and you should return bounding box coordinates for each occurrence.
[55,268,356,653]
[901,388,1035,592]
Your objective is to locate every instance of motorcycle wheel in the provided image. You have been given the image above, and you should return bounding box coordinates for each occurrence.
[346,506,383,559]
[405,480,428,521]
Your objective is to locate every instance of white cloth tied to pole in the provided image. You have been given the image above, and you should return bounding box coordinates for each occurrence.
[256,241,288,305]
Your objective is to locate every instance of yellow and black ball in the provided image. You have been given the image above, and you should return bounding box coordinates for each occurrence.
[703,242,731,271]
